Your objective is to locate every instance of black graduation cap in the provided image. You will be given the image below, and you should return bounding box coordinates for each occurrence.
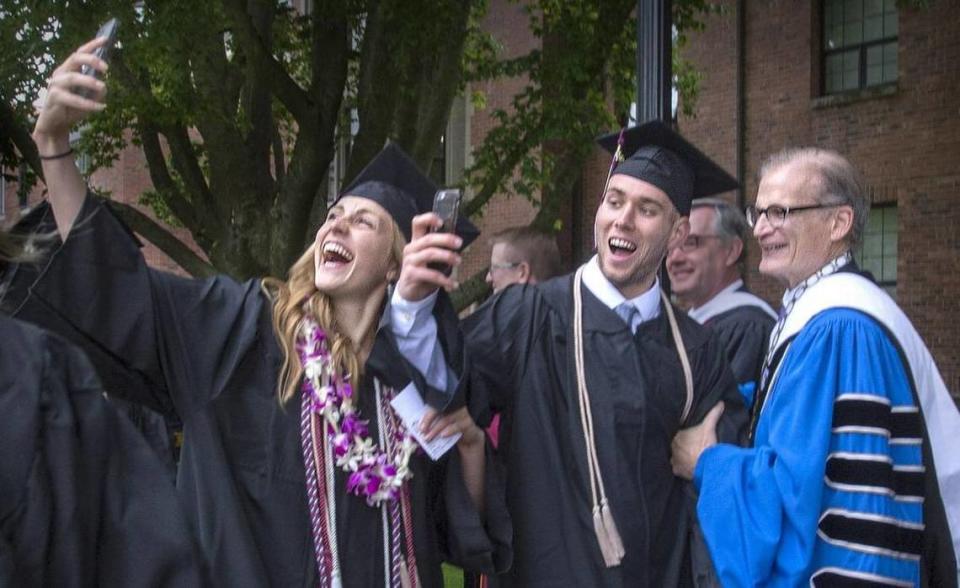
[596,120,738,216]
[340,143,479,247]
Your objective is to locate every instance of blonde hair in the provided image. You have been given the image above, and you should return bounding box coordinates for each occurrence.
[263,220,406,405]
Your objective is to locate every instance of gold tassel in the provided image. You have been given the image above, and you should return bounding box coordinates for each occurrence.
[600,501,625,565]
[400,559,414,588]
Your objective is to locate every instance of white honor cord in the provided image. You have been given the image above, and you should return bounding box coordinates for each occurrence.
[659,289,694,424]
[571,269,695,568]
[324,426,342,588]
[375,381,392,588]
[572,267,625,567]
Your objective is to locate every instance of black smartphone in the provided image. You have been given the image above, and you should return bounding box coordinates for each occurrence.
[429,189,462,276]
[79,18,119,98]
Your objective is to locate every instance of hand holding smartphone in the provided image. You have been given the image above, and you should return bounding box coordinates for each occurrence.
[78,18,119,99]
[429,189,462,276]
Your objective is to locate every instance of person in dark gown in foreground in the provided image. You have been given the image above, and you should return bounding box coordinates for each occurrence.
[667,197,776,407]
[6,38,509,588]
[398,121,749,587]
[0,232,206,587]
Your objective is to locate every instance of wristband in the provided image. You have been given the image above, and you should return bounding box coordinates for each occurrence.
[38,147,74,160]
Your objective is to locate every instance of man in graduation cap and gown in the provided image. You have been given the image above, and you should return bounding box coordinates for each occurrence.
[671,147,960,586]
[394,120,749,587]
[667,197,777,407]
[4,38,510,587]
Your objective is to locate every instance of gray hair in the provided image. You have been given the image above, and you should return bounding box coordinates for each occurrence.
[691,197,749,264]
[758,147,869,248]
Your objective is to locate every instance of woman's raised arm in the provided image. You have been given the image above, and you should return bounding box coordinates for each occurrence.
[32,37,109,239]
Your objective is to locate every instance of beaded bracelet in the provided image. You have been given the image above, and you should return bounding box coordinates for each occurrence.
[38,147,74,161]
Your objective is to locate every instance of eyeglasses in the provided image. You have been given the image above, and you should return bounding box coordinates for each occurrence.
[677,234,722,252]
[488,262,521,273]
[745,202,842,228]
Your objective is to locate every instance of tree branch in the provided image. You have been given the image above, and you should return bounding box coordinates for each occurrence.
[269,117,331,274]
[106,201,216,278]
[188,16,245,124]
[220,0,312,122]
[0,99,42,180]
[162,124,223,224]
[238,0,276,188]
[343,0,403,185]
[309,0,350,132]
[110,55,222,238]
[450,268,490,312]
[407,0,472,169]
[462,124,537,218]
[271,118,285,186]
[136,121,222,250]
[533,146,581,230]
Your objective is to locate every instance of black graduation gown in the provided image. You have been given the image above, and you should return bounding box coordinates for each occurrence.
[1,196,510,587]
[0,314,206,587]
[463,276,747,588]
[702,304,774,387]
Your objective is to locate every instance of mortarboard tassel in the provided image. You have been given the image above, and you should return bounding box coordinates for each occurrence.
[599,127,627,200]
[594,128,627,250]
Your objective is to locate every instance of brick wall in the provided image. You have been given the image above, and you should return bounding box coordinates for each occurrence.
[460,0,541,283]
[679,0,960,394]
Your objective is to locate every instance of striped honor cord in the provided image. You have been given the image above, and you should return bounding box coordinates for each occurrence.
[301,389,331,586]
[380,383,419,588]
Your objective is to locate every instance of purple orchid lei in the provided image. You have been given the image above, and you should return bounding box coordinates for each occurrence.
[296,317,417,507]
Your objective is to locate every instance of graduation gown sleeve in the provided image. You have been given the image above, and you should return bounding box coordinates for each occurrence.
[380,291,513,577]
[433,443,512,575]
[694,309,927,586]
[437,293,513,575]
[707,307,775,404]
[0,316,206,587]
[460,283,545,415]
[3,195,266,418]
[679,315,749,441]
[650,310,747,588]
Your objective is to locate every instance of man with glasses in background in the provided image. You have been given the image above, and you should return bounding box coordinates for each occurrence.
[476,226,565,452]
[667,198,776,407]
[485,226,564,294]
[670,148,960,587]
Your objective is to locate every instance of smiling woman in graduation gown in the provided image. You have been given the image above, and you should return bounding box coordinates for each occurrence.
[4,39,509,588]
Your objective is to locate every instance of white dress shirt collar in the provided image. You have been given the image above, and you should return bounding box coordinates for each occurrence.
[581,255,662,322]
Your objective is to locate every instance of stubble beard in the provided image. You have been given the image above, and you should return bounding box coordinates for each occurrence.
[600,241,668,296]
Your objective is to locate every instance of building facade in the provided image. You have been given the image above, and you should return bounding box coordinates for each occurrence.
[676,0,960,396]
[4,0,955,396]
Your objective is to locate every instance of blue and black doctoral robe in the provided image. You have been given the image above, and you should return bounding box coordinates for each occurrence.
[694,267,960,587]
